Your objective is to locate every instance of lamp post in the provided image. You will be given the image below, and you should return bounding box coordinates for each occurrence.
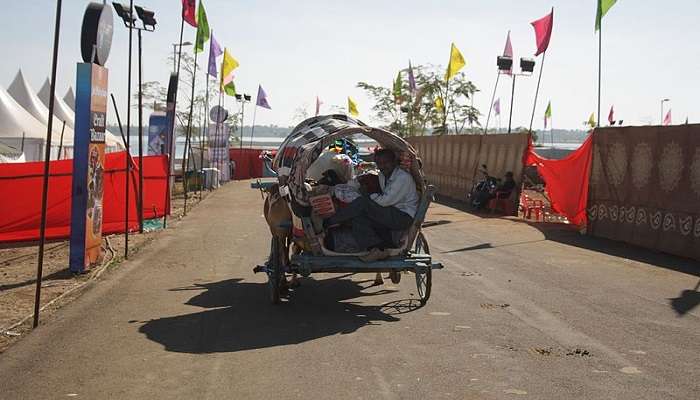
[660,98,670,125]
[113,2,156,234]
[235,94,251,149]
[172,41,192,72]
[503,57,536,134]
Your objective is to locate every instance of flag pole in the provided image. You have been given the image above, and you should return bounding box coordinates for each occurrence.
[250,103,258,148]
[528,51,546,133]
[483,71,500,134]
[33,0,62,329]
[124,0,134,258]
[182,49,198,215]
[57,120,66,159]
[597,24,602,127]
[201,75,209,198]
[176,16,185,74]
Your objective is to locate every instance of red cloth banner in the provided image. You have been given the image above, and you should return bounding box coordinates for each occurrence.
[524,135,593,226]
[229,148,264,180]
[0,152,168,243]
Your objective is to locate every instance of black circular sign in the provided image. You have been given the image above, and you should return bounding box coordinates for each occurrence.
[210,106,229,123]
[80,2,113,66]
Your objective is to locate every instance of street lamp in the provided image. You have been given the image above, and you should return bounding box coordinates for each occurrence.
[113,2,156,234]
[172,41,192,72]
[660,98,670,125]
[505,57,536,134]
[235,94,251,149]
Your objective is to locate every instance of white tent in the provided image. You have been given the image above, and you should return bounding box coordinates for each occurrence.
[0,85,60,161]
[39,79,124,152]
[38,78,75,129]
[64,87,75,112]
[8,70,74,158]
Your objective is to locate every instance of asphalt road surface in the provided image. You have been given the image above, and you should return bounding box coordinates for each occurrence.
[1,181,698,399]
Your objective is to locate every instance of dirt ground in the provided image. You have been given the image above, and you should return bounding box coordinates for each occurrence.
[0,184,210,352]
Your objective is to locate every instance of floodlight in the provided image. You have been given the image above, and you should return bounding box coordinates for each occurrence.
[497,56,513,72]
[134,6,157,31]
[244,94,252,102]
[520,58,536,73]
[235,94,243,100]
[112,3,136,26]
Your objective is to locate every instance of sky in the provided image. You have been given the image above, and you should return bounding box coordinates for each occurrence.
[1,0,699,131]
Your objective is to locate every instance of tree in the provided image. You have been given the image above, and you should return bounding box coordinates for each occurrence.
[357,64,480,136]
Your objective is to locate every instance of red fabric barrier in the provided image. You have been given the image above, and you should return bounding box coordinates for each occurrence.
[0,152,169,243]
[229,148,264,180]
[524,135,593,227]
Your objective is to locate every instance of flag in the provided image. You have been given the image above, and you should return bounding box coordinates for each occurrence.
[194,1,210,54]
[493,98,501,116]
[408,61,417,94]
[434,97,444,112]
[663,109,672,126]
[544,101,552,128]
[315,96,322,116]
[207,34,222,77]
[182,0,197,28]
[393,71,402,103]
[256,85,271,109]
[445,43,466,80]
[587,112,596,128]
[608,105,614,125]
[221,48,239,87]
[223,81,236,96]
[531,8,554,56]
[503,31,513,75]
[595,0,617,31]
[348,97,359,117]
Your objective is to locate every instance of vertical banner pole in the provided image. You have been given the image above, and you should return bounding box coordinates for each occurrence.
[483,71,500,134]
[528,51,546,133]
[507,75,516,134]
[57,120,66,160]
[137,29,144,233]
[124,0,134,258]
[33,0,62,329]
[249,105,257,148]
[182,50,199,215]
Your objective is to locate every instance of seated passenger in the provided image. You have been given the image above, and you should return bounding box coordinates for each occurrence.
[325,149,419,261]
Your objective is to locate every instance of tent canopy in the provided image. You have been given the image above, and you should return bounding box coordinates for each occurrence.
[38,78,75,129]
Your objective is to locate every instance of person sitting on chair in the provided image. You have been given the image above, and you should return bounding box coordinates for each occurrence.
[325,149,419,262]
[495,171,516,199]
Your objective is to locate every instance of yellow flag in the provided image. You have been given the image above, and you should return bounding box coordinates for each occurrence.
[445,43,466,80]
[348,97,359,117]
[220,48,239,90]
[587,112,596,128]
[434,96,444,112]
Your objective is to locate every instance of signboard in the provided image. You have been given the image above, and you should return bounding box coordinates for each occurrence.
[148,111,168,155]
[70,63,108,272]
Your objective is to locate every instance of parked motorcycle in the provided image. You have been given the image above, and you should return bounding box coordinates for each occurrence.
[467,164,501,209]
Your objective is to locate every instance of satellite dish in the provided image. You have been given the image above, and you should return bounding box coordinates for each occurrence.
[80,2,113,66]
[210,105,228,123]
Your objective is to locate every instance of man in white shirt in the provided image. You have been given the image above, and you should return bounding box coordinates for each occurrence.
[325,149,419,261]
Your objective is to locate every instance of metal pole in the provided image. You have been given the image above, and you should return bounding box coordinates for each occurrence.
[124,0,134,259]
[176,18,185,75]
[110,94,129,149]
[528,51,546,133]
[21,132,25,153]
[483,71,500,134]
[33,0,62,329]
[597,24,602,127]
[239,100,245,149]
[182,50,199,215]
[137,29,144,233]
[57,120,66,159]
[172,44,176,72]
[249,105,258,148]
[507,75,516,134]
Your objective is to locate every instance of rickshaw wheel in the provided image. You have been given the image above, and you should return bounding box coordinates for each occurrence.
[268,237,283,304]
[413,232,432,305]
[389,270,401,284]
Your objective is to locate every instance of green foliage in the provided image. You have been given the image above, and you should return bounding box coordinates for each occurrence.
[357,64,480,137]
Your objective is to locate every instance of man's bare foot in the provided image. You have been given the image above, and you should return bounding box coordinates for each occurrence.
[373,272,384,286]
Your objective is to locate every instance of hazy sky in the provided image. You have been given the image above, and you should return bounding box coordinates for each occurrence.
[1,0,698,130]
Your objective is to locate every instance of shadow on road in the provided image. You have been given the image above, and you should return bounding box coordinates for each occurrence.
[669,280,700,317]
[139,276,413,354]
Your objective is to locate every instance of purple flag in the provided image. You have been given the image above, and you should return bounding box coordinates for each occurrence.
[408,60,417,94]
[207,34,223,77]
[256,85,271,109]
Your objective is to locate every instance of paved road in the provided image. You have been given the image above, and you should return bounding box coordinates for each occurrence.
[1,181,699,399]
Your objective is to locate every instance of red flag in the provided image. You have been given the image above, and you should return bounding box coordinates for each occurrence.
[531,8,554,56]
[663,109,672,126]
[608,105,614,125]
[182,0,197,27]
